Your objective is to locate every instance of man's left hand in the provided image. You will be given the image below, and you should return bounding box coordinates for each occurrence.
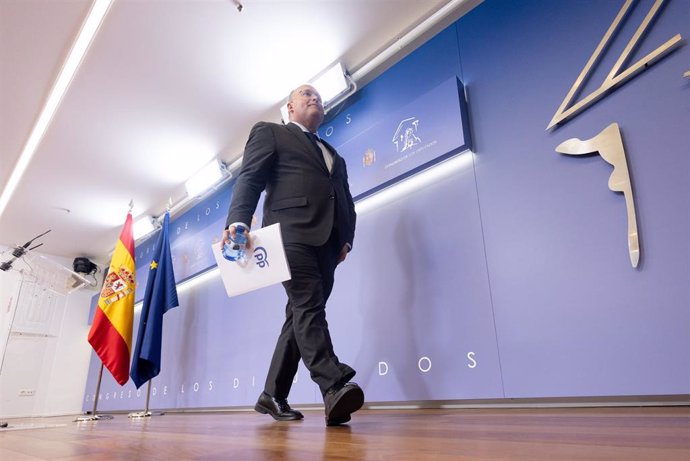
[337,245,349,264]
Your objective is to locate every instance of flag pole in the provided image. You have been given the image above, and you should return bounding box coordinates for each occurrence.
[75,363,113,421]
[92,363,104,415]
[128,380,164,418]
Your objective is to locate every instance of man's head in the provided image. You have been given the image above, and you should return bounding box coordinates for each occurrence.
[287,84,324,132]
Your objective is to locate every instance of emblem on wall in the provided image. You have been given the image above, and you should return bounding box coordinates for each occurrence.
[392,117,421,152]
[362,148,376,167]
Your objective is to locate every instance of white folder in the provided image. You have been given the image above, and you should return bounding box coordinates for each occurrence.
[211,223,291,298]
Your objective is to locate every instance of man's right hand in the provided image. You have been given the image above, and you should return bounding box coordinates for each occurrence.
[221,225,253,252]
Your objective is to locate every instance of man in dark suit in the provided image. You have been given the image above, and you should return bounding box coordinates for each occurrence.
[223,84,363,426]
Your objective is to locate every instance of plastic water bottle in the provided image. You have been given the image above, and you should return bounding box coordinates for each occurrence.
[222,225,247,263]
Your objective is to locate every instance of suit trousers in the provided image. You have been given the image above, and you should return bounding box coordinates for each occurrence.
[264,228,356,398]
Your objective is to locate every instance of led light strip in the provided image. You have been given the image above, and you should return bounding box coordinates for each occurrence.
[0,0,114,218]
[355,151,474,215]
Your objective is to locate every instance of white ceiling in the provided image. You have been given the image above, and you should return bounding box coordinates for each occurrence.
[0,0,478,264]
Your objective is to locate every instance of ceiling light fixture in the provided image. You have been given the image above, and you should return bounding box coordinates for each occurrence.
[0,0,113,219]
[184,159,229,199]
[312,62,354,106]
[132,215,159,241]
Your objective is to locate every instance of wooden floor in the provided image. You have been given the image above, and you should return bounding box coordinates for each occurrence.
[1,406,689,460]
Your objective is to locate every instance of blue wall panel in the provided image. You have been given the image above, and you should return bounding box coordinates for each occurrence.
[458,0,689,397]
[328,157,503,402]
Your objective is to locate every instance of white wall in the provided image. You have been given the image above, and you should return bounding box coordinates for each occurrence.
[0,247,96,418]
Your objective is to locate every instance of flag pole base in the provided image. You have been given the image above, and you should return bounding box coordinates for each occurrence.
[128,410,165,418]
[74,413,114,422]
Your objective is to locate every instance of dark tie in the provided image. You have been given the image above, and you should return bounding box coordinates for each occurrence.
[305,131,321,152]
[305,131,333,171]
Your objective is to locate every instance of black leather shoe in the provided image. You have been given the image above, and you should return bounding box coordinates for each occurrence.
[254,392,304,421]
[324,382,364,426]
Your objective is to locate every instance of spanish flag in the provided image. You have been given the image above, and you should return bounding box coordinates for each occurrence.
[87,212,136,385]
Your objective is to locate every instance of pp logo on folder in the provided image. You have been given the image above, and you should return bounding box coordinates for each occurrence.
[212,223,291,298]
[253,247,269,268]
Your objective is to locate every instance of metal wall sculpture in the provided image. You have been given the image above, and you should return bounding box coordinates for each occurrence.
[550,0,684,267]
[556,123,639,267]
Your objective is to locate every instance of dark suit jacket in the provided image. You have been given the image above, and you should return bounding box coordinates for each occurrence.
[226,121,356,251]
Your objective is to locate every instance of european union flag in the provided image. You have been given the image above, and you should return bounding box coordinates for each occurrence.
[130,212,178,388]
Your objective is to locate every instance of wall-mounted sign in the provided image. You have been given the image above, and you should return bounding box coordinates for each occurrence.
[324,76,472,200]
